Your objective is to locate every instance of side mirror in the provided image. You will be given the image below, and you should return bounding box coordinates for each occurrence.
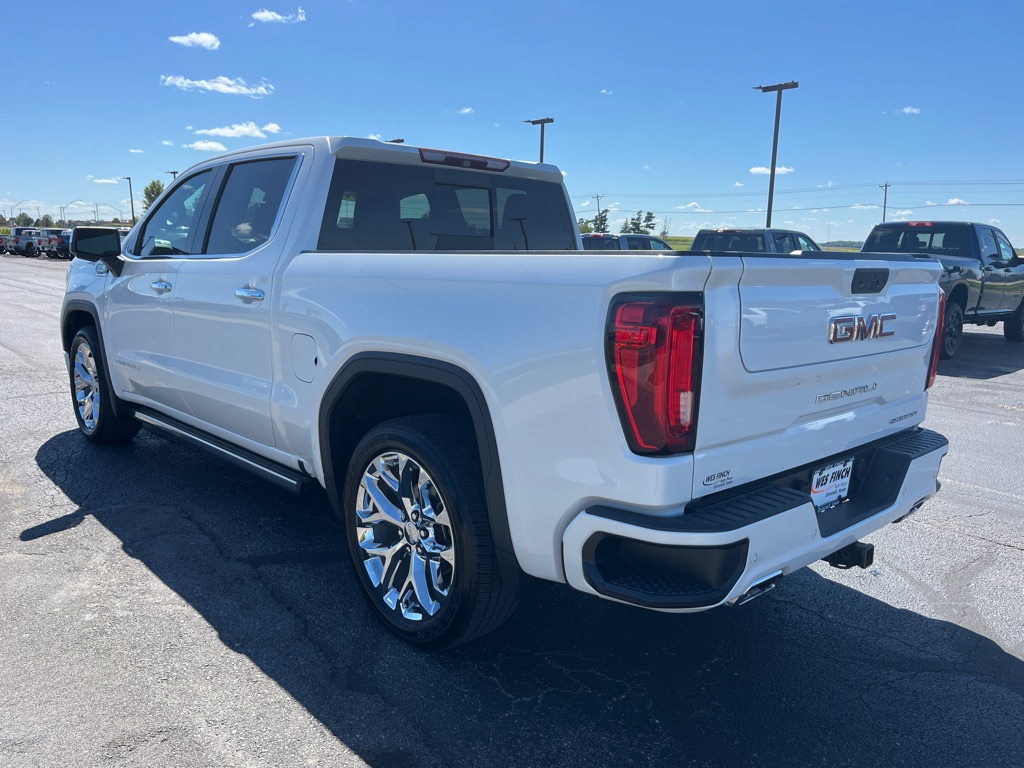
[70,227,124,276]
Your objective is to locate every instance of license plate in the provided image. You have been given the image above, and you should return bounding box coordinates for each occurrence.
[811,458,854,510]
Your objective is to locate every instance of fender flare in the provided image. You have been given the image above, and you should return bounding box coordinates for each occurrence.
[318,352,514,556]
[60,299,129,420]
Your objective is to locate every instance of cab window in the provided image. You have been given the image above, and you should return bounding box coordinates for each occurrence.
[204,157,296,255]
[136,170,214,257]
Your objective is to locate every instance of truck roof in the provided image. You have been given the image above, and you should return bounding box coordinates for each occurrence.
[176,136,567,185]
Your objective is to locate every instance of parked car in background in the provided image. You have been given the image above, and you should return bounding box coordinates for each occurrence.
[861,220,1024,359]
[8,229,52,257]
[55,229,73,259]
[42,228,67,257]
[581,232,674,250]
[690,227,822,253]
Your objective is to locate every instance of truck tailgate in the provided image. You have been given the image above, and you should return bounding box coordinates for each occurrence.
[692,254,942,499]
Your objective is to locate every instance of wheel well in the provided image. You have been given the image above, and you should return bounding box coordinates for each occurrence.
[947,283,968,312]
[62,309,97,352]
[319,355,515,555]
[325,372,473,495]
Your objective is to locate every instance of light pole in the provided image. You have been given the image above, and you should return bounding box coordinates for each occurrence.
[753,81,799,227]
[523,117,554,162]
[165,171,178,180]
[123,177,136,224]
[11,200,30,220]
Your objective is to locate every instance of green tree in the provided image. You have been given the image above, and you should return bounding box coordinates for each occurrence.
[143,179,165,212]
[40,214,54,228]
[620,210,657,234]
[15,212,33,226]
[591,208,610,233]
[577,217,593,234]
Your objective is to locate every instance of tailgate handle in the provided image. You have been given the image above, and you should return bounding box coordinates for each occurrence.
[851,268,889,294]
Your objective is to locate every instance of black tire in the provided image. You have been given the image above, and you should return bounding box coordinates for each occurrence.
[342,414,517,648]
[68,326,141,443]
[24,243,34,258]
[940,301,964,360]
[1003,300,1024,343]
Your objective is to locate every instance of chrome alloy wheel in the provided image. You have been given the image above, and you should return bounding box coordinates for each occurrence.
[355,451,456,621]
[73,340,100,433]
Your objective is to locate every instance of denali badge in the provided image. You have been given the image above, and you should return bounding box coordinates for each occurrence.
[828,313,896,343]
[816,383,878,404]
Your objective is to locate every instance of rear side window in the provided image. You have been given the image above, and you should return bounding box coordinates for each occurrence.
[205,156,296,255]
[317,159,576,251]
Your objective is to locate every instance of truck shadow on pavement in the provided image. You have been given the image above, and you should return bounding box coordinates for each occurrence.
[29,428,1024,768]
[939,330,1024,379]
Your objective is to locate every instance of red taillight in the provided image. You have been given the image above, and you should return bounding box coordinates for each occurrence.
[927,292,945,389]
[608,295,703,454]
[13,237,19,244]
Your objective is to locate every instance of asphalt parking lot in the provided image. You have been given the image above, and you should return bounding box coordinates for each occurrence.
[1,253,1022,768]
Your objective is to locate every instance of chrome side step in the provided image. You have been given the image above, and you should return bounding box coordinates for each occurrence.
[133,408,315,495]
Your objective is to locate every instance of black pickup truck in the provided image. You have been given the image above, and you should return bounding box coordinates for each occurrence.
[862,221,1024,359]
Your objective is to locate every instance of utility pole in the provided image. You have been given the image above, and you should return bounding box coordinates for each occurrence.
[523,117,554,162]
[123,177,136,224]
[165,170,179,180]
[593,194,603,214]
[753,81,799,227]
[879,182,890,222]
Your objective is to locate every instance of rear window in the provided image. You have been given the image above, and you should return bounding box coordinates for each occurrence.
[317,159,576,251]
[581,236,621,250]
[691,232,765,252]
[862,225,972,256]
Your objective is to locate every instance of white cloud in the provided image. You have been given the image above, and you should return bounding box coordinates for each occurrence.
[160,74,274,98]
[250,7,306,24]
[129,149,145,154]
[734,181,744,187]
[579,200,590,207]
[749,166,794,175]
[643,165,650,170]
[169,32,220,50]
[195,121,267,138]
[947,197,968,205]
[458,107,474,115]
[367,133,382,140]
[900,106,921,115]
[90,177,120,184]
[599,88,612,95]
[892,209,913,216]
[988,218,1002,224]
[161,140,175,146]
[677,202,713,213]
[183,140,228,152]
[262,122,281,134]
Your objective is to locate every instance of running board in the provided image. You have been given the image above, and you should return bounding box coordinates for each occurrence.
[132,408,316,495]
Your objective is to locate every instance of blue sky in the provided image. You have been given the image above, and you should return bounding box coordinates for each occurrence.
[4,0,1023,245]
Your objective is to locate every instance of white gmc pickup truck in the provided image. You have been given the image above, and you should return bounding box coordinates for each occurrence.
[61,137,949,647]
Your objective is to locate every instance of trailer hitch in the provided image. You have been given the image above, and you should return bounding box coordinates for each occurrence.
[823,541,874,570]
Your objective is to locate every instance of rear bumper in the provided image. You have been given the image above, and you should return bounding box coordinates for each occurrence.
[561,428,948,612]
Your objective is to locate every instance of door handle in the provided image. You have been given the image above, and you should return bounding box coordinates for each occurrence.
[150,280,172,293]
[235,287,265,301]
